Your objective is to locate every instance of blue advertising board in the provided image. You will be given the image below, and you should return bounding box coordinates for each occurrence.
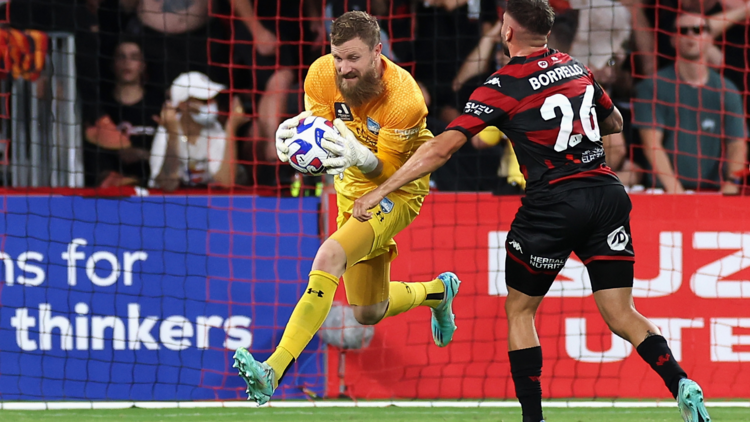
[0,195,324,400]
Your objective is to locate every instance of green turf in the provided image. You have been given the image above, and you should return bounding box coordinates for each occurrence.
[0,407,746,422]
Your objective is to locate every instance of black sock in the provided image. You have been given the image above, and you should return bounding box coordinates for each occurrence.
[509,346,544,422]
[636,335,687,398]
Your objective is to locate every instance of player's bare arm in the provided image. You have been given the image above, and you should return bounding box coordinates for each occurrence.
[352,129,467,221]
[599,105,624,136]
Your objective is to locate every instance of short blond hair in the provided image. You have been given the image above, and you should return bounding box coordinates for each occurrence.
[330,11,381,50]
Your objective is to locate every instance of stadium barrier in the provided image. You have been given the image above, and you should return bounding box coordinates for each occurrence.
[1,192,749,401]
[0,194,324,400]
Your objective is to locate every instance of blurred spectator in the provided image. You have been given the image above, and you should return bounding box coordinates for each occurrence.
[122,0,271,93]
[10,0,102,112]
[83,38,163,187]
[231,0,325,188]
[231,1,306,162]
[149,71,247,191]
[415,0,499,123]
[630,0,750,77]
[632,12,748,194]
[560,0,638,185]
[568,0,631,86]
[451,19,506,95]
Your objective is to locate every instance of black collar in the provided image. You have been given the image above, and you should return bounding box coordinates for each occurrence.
[508,48,557,65]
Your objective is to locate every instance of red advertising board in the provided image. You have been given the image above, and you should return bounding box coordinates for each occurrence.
[326,193,750,399]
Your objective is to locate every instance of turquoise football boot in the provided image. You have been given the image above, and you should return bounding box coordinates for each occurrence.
[431,272,461,347]
[233,348,276,405]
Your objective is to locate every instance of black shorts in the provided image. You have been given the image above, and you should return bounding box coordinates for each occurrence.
[505,185,635,296]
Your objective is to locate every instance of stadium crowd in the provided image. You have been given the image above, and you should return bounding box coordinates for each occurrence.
[3,0,749,194]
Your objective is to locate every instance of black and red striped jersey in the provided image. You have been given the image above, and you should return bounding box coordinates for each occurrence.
[447,49,621,196]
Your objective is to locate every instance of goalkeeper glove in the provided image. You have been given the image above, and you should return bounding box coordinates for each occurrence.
[274,111,312,162]
[321,119,379,176]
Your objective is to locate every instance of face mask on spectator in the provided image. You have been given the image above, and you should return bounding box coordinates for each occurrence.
[190,103,219,127]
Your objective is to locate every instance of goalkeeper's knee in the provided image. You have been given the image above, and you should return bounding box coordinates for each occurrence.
[312,239,348,277]
[351,302,388,326]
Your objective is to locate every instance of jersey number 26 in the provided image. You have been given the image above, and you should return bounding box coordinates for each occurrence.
[540,84,601,152]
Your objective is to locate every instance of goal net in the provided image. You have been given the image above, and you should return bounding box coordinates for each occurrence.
[0,0,748,403]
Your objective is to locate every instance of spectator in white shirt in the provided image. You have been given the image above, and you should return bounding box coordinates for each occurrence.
[150,71,247,191]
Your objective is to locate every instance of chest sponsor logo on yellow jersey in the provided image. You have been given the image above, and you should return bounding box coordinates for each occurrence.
[354,126,378,150]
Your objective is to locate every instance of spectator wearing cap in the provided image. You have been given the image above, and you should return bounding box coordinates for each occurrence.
[149,71,248,192]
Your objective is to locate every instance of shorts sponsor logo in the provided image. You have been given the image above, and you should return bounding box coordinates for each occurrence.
[607,226,629,251]
[367,117,380,135]
[508,239,523,254]
[379,196,394,214]
[530,255,567,270]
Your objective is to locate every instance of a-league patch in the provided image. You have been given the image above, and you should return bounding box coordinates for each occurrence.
[379,196,394,214]
[335,102,353,121]
[366,117,380,135]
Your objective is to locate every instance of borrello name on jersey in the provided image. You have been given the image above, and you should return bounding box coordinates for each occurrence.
[447,49,621,196]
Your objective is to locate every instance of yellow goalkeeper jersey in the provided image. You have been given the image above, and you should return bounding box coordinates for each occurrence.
[304,54,432,199]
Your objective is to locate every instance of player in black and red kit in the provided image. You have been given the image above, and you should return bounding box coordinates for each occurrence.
[352,0,710,421]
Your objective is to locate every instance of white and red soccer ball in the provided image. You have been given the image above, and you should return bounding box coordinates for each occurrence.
[285,116,339,175]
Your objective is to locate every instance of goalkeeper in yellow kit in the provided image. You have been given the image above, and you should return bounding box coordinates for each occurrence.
[233,11,461,405]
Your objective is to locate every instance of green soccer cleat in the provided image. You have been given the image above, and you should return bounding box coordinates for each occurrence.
[677,378,711,422]
[233,347,276,405]
[431,272,461,347]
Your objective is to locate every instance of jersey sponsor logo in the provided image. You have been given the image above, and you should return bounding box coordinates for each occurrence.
[582,147,605,163]
[538,60,549,69]
[529,64,585,90]
[508,239,523,254]
[117,122,156,136]
[485,76,502,87]
[394,126,420,139]
[366,117,380,135]
[607,226,629,251]
[335,102,353,121]
[529,255,567,270]
[464,101,495,117]
[379,196,394,214]
[701,118,717,133]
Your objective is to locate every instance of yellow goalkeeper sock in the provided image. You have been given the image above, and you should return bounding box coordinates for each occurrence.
[267,270,338,387]
[383,278,445,318]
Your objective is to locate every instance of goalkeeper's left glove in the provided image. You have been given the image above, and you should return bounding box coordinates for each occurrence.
[321,119,378,176]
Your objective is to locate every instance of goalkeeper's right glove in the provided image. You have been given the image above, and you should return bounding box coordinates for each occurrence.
[274,111,312,162]
[321,119,378,176]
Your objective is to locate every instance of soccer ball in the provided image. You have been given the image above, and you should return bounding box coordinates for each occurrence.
[285,116,339,175]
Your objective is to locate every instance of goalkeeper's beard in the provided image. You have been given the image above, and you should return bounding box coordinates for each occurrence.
[336,63,384,108]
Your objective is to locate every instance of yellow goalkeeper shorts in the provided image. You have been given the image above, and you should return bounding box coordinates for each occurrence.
[332,191,424,265]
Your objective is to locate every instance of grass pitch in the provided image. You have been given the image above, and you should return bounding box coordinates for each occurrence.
[0,407,748,422]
